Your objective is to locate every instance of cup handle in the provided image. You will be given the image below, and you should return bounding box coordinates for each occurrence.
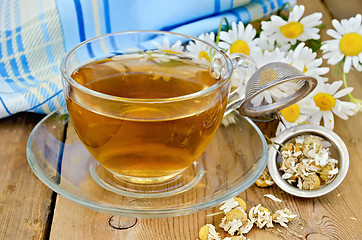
[224,53,257,117]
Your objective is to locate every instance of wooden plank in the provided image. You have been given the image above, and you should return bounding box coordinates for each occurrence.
[0,113,55,240]
[50,196,216,240]
[323,0,362,20]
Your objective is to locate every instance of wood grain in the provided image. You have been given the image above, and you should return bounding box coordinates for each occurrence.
[0,113,54,240]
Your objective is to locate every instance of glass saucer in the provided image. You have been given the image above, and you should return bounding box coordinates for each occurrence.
[26,108,267,218]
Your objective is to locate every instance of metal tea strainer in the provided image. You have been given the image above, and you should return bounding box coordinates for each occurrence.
[225,62,318,119]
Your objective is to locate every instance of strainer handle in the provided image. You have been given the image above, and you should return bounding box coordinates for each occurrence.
[224,53,257,117]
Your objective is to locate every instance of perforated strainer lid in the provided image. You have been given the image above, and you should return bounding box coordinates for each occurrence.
[238,62,318,118]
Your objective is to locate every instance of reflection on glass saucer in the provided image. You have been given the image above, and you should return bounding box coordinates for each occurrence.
[27,108,267,218]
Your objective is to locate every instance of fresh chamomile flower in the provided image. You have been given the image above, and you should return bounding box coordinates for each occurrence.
[321,14,362,73]
[247,48,290,106]
[248,204,273,228]
[279,98,319,127]
[257,33,291,52]
[272,208,297,227]
[276,98,319,136]
[186,32,216,63]
[138,37,184,63]
[152,37,184,54]
[219,209,253,235]
[253,48,287,68]
[218,21,259,57]
[261,5,322,45]
[310,80,357,129]
[286,43,329,82]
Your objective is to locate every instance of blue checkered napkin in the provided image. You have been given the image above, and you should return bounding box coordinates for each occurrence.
[0,0,295,118]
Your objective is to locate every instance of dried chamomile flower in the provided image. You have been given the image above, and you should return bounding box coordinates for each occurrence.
[272,208,297,227]
[255,167,274,187]
[319,162,338,184]
[281,142,294,152]
[220,197,247,213]
[304,136,323,150]
[199,224,221,240]
[248,204,273,228]
[234,198,247,212]
[220,209,253,235]
[302,173,320,190]
[220,198,239,214]
[279,135,339,190]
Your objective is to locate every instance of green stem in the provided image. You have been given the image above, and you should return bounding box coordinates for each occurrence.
[342,71,354,102]
[277,2,293,16]
[342,70,362,112]
[215,17,229,46]
[342,71,348,89]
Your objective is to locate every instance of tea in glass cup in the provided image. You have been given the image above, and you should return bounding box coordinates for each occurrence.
[61,31,234,184]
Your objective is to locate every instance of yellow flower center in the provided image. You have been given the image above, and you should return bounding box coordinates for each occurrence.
[303,66,307,73]
[161,49,179,54]
[339,33,362,56]
[313,93,335,111]
[198,50,210,62]
[230,40,250,55]
[280,104,300,122]
[280,22,304,39]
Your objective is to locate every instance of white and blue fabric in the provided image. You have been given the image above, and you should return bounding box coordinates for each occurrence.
[0,0,295,118]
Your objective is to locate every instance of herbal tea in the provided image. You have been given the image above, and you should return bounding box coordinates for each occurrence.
[67,55,228,179]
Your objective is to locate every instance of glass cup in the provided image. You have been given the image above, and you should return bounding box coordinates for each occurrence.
[60,31,254,185]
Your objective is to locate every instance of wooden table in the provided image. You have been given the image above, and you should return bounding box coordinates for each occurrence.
[1,0,361,239]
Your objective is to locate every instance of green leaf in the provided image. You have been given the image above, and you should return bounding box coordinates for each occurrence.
[316,23,326,30]
[305,39,322,52]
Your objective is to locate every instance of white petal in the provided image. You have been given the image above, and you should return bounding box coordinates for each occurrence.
[333,87,353,98]
[294,43,305,57]
[264,194,282,202]
[332,19,345,35]
[300,12,322,25]
[219,31,232,43]
[327,80,343,95]
[327,29,342,39]
[344,57,352,73]
[341,19,353,33]
[265,91,273,104]
[323,111,334,130]
[251,94,264,106]
[335,100,358,114]
[218,40,230,47]
[310,112,323,124]
[328,54,344,65]
[290,5,305,22]
[282,172,293,179]
[352,56,360,70]
[163,37,171,48]
[332,108,348,120]
[276,121,286,135]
